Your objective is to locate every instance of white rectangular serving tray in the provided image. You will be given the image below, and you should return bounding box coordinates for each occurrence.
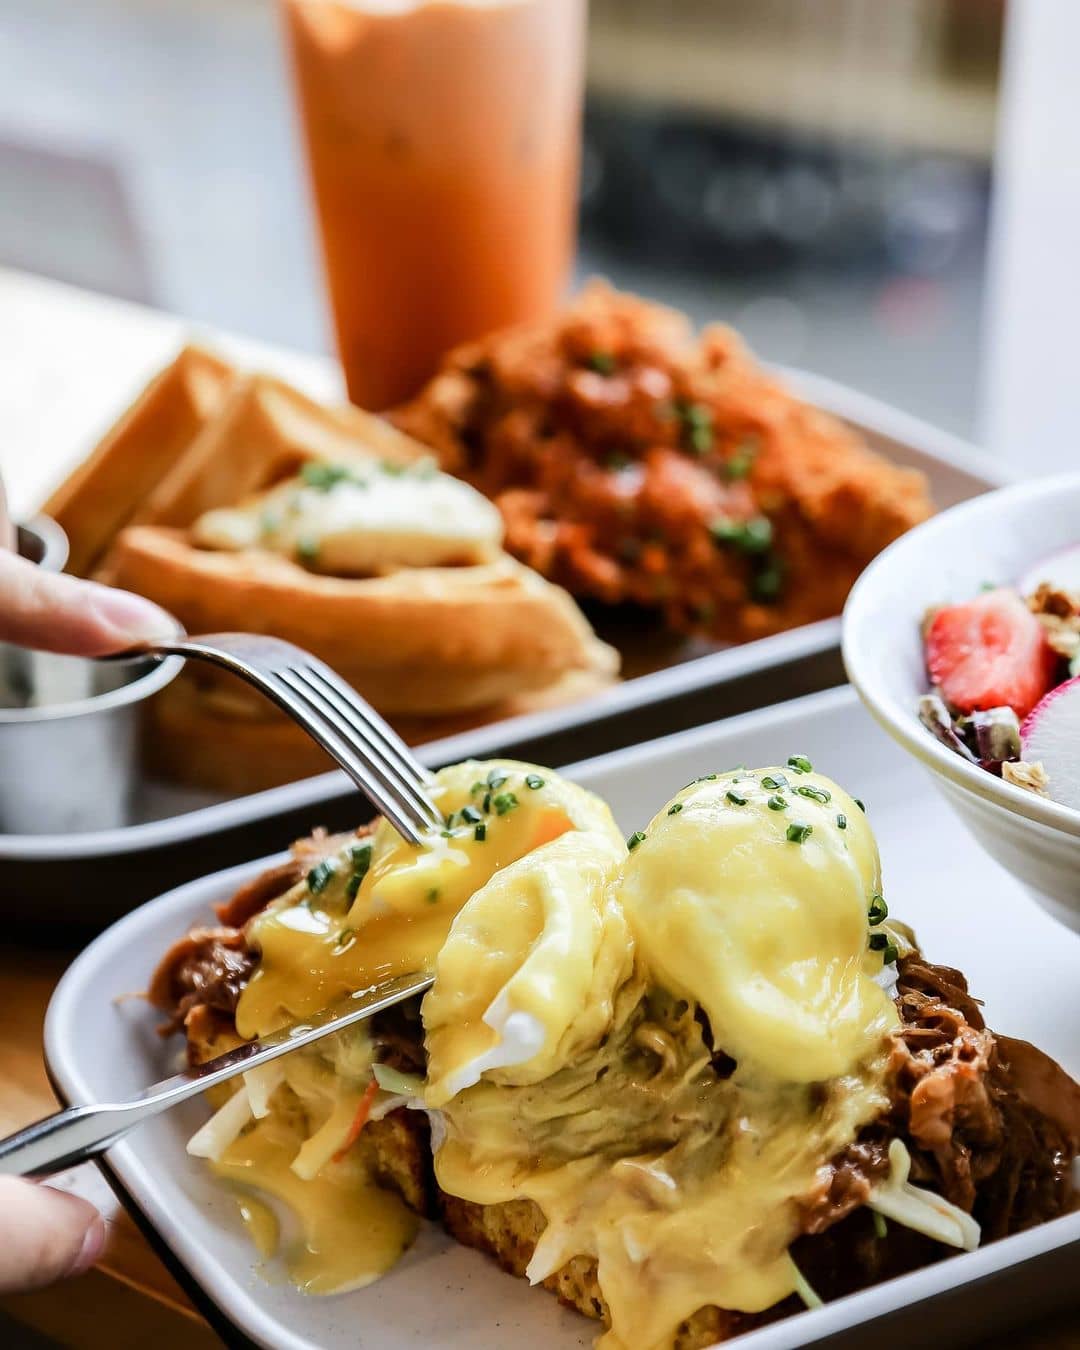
[43,687,1079,1350]
[6,367,1004,864]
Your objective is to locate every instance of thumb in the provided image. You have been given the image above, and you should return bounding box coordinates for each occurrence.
[0,1178,106,1293]
[0,550,177,657]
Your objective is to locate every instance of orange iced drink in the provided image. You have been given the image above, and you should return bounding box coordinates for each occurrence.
[282,0,586,409]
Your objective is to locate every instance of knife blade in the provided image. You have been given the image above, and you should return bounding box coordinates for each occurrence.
[0,969,434,1178]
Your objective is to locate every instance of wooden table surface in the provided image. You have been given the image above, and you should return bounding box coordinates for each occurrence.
[0,271,1075,1347]
[1,941,1076,1348]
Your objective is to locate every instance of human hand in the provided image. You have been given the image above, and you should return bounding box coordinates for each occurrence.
[0,477,166,1293]
[0,478,174,655]
[0,1176,106,1293]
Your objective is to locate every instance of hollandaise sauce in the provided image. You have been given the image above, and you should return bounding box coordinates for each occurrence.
[427,765,901,1348]
[213,1110,418,1294]
[199,761,622,1298]
[236,761,619,1038]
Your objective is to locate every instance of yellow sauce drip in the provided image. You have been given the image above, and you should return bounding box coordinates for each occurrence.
[235,1195,279,1259]
[213,1113,418,1294]
[435,1061,890,1348]
[236,760,619,1038]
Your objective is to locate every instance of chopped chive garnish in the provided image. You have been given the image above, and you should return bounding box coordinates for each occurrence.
[726,790,747,806]
[761,773,788,790]
[868,932,889,952]
[674,400,714,456]
[307,860,336,894]
[587,351,617,376]
[688,424,712,455]
[790,1257,824,1310]
[724,441,757,481]
[627,831,647,851]
[458,805,483,825]
[786,822,813,843]
[794,784,831,803]
[787,755,813,774]
[836,813,847,830]
[300,462,355,491]
[855,798,867,813]
[482,792,492,813]
[474,822,487,842]
[751,561,785,602]
[868,894,888,925]
[344,842,372,900]
[525,774,545,790]
[469,781,485,795]
[872,1211,887,1240]
[426,888,440,904]
[493,792,518,816]
[486,770,508,790]
[668,802,684,815]
[767,794,787,811]
[709,515,773,555]
[883,943,898,965]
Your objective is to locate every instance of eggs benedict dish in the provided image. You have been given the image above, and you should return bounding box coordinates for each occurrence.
[150,757,1080,1347]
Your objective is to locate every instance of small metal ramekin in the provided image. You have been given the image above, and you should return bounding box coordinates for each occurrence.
[0,516,183,834]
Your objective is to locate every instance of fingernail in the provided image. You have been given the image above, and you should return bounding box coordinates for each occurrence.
[68,1212,106,1277]
[89,585,178,641]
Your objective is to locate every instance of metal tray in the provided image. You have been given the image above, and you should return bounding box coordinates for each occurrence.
[43,688,1080,1350]
[1,373,1004,934]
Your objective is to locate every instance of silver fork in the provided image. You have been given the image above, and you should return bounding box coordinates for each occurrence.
[0,635,447,1177]
[111,633,443,844]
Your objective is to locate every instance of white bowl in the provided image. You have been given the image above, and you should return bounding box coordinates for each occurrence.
[842,472,1080,932]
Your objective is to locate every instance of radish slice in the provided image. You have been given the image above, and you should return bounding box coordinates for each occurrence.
[1020,676,1080,810]
[1018,544,1080,598]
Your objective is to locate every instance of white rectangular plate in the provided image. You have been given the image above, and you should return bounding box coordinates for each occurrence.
[43,687,1079,1350]
[3,367,1001,867]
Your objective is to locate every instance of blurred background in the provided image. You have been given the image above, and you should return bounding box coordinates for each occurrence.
[0,0,1015,438]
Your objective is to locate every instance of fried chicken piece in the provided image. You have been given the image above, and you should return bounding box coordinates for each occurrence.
[393,282,933,643]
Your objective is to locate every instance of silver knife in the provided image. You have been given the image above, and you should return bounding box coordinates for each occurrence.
[0,970,434,1178]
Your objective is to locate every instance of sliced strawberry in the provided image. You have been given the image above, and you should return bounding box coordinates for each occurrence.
[925,587,1059,719]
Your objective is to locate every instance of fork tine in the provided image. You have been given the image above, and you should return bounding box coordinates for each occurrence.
[116,632,440,845]
[276,668,441,836]
[293,667,441,830]
[258,671,431,846]
[306,660,435,786]
[297,664,438,807]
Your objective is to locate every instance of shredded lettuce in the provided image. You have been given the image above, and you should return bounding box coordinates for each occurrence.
[186,1086,253,1161]
[868,1139,980,1251]
[372,1063,424,1097]
[788,1256,824,1310]
[243,1062,285,1119]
